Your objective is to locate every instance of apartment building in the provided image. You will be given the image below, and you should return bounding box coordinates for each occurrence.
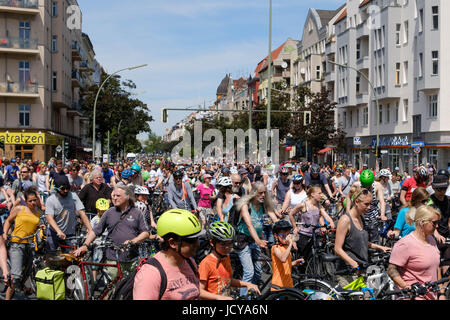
[325,0,449,171]
[0,0,99,161]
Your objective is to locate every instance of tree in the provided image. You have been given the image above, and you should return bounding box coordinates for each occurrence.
[80,73,153,158]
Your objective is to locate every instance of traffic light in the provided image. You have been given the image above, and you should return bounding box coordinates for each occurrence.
[162,108,168,123]
[304,111,311,126]
[64,140,69,150]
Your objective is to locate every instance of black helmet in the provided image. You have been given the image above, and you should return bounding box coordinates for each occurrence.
[310,164,320,174]
[272,220,292,234]
[437,169,449,177]
[173,170,184,178]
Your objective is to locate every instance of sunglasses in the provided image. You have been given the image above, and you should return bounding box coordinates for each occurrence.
[276,233,289,238]
[435,188,447,192]
[21,171,28,173]
[428,220,439,227]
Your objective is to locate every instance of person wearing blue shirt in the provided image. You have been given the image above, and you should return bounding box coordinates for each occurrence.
[388,187,429,239]
[5,159,19,184]
[101,162,114,186]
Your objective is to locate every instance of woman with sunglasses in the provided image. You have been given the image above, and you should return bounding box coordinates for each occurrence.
[280,174,307,217]
[388,187,430,239]
[3,189,43,300]
[388,205,441,300]
[216,177,239,223]
[334,185,391,287]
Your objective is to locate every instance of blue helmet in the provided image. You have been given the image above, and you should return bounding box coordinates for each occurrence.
[130,164,141,173]
[293,174,303,182]
[121,169,133,179]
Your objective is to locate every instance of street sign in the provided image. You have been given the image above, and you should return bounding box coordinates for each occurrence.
[56,145,62,153]
[411,142,424,148]
[353,137,361,145]
[413,147,421,154]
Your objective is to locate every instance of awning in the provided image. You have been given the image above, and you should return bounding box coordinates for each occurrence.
[317,147,333,154]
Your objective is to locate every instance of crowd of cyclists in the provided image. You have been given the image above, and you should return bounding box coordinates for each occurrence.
[0,155,449,300]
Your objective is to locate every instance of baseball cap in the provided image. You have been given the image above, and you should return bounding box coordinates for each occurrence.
[432,175,449,189]
[238,168,248,175]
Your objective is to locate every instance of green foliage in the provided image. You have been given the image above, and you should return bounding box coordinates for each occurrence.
[80,72,153,157]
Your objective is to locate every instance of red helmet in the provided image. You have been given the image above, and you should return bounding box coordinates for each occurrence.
[280,166,289,174]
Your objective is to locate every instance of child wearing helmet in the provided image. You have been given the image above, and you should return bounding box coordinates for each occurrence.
[400,166,429,207]
[198,221,260,300]
[271,220,304,291]
[90,198,111,281]
[133,209,204,300]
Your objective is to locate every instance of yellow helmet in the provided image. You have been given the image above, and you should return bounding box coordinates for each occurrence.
[157,209,204,238]
[96,198,110,211]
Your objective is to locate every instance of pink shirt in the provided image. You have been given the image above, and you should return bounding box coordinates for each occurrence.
[389,233,440,300]
[133,252,200,300]
[197,183,215,208]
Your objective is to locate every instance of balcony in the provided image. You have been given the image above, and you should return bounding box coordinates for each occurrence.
[0,81,38,97]
[356,92,369,105]
[79,60,89,72]
[325,71,335,83]
[71,70,81,87]
[356,56,370,70]
[0,0,39,14]
[0,36,38,54]
[71,41,82,61]
[282,69,291,79]
[68,101,84,116]
[356,22,369,39]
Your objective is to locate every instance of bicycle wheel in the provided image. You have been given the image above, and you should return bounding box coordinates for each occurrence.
[265,289,307,300]
[295,278,341,300]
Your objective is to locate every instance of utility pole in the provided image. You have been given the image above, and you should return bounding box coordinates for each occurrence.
[267,0,272,140]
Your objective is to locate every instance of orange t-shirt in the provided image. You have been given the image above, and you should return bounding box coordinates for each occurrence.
[198,254,233,296]
[271,244,293,291]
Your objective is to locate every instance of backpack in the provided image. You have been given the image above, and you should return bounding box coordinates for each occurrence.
[112,256,198,300]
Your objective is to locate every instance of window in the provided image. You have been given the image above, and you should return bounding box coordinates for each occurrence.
[394,102,399,123]
[356,109,360,127]
[386,103,390,124]
[396,24,401,45]
[356,76,360,93]
[403,20,409,43]
[379,105,383,124]
[363,107,368,126]
[403,99,409,122]
[19,105,30,127]
[19,61,30,91]
[356,39,361,60]
[418,53,423,78]
[395,63,401,85]
[343,111,347,129]
[419,8,424,33]
[316,66,321,80]
[403,61,408,84]
[428,94,438,118]
[413,114,422,138]
[52,35,57,52]
[52,72,57,91]
[350,110,353,128]
[52,2,58,17]
[432,51,439,75]
[432,6,439,30]
[389,149,400,171]
[428,149,438,167]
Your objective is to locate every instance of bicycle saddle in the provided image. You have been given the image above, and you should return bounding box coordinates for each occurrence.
[321,253,340,263]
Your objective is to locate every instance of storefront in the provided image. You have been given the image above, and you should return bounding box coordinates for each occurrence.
[0,130,63,162]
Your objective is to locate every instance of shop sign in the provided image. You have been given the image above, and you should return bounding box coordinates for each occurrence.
[0,132,45,145]
[371,136,408,147]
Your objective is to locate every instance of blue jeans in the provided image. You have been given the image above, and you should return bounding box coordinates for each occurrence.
[263,225,274,247]
[236,242,262,296]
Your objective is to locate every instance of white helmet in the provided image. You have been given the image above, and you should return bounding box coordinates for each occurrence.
[217,177,232,187]
[135,201,147,214]
[379,169,391,178]
[134,185,150,195]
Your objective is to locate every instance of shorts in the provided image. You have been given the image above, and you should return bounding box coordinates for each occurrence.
[92,246,104,270]
[198,207,214,222]
[9,242,33,283]
[104,260,137,280]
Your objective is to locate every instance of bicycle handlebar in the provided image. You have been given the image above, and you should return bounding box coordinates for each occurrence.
[383,277,449,299]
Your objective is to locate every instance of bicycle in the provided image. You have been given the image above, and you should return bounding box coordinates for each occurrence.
[381,276,450,300]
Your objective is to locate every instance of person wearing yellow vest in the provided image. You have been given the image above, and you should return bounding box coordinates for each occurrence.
[3,189,43,300]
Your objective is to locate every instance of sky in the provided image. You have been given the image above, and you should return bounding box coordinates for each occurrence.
[77,0,345,139]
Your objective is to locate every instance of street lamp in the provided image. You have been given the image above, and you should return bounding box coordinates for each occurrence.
[92,64,148,160]
[328,60,380,168]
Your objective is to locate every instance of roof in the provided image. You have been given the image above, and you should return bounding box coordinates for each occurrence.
[216,74,231,96]
[315,9,339,27]
[233,77,247,91]
[258,42,287,72]
[334,8,347,25]
[359,0,373,8]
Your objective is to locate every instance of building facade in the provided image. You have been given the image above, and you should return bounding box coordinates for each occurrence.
[0,0,100,162]
[326,0,449,171]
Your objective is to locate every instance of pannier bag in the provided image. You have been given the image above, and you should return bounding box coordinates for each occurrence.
[35,268,65,300]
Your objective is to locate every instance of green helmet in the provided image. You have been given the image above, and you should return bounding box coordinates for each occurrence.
[155,159,161,165]
[157,209,204,238]
[142,170,150,181]
[208,221,235,242]
[360,169,375,188]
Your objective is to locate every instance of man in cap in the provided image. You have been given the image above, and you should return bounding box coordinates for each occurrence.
[45,175,92,252]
